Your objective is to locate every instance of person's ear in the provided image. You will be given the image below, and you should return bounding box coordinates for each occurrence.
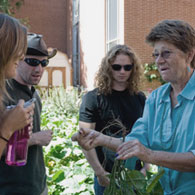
[186,49,195,64]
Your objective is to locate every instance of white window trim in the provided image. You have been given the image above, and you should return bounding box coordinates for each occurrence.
[106,0,124,52]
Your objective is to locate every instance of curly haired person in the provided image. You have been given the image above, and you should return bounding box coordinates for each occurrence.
[79,44,148,195]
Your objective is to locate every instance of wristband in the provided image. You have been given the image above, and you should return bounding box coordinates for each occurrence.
[0,135,9,142]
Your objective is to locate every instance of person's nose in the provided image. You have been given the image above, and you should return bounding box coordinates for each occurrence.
[155,54,165,65]
[119,66,126,73]
[34,63,43,72]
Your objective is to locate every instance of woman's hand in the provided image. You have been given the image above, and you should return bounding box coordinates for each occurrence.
[116,139,152,163]
[71,128,102,150]
[0,99,34,139]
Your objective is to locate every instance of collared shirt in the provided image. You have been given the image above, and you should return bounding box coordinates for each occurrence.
[125,71,195,195]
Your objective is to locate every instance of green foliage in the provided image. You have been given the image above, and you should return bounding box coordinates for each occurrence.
[104,159,164,195]
[0,0,24,15]
[40,87,94,195]
[146,167,164,194]
[144,63,166,85]
[40,87,164,194]
[0,0,29,27]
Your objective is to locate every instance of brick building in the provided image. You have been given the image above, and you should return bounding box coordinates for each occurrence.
[14,0,195,89]
[124,0,195,64]
[15,0,72,59]
[14,0,73,88]
[79,0,195,89]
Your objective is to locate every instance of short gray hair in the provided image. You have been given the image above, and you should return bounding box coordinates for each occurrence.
[146,19,195,68]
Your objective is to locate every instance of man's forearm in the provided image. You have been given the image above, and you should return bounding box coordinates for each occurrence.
[82,148,106,176]
[28,133,37,146]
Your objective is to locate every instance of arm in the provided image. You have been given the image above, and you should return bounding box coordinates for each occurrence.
[116,139,195,172]
[0,100,34,157]
[28,130,53,146]
[116,92,195,172]
[0,126,11,158]
[149,151,195,172]
[79,121,110,187]
[0,141,6,158]
[73,127,122,151]
[74,93,195,172]
[73,129,195,172]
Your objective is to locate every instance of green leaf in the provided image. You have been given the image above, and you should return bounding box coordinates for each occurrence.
[150,181,164,195]
[146,167,165,193]
[52,170,65,183]
[127,170,146,190]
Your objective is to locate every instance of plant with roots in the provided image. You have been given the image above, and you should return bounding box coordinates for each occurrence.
[101,119,164,195]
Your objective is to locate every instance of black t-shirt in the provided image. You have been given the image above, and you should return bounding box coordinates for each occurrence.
[79,88,146,173]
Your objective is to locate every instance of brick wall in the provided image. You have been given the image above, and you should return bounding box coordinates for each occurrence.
[124,0,195,64]
[124,0,195,90]
[15,0,73,59]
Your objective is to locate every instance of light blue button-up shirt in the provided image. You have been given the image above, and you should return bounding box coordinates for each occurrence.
[125,71,195,195]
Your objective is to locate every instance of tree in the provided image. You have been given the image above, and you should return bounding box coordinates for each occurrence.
[0,0,24,15]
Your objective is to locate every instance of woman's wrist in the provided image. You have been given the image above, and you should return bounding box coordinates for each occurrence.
[0,133,9,142]
[0,123,13,141]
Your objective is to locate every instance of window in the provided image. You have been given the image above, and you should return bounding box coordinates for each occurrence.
[106,0,124,52]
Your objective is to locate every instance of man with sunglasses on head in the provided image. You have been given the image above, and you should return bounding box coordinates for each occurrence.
[0,33,56,195]
[79,44,148,195]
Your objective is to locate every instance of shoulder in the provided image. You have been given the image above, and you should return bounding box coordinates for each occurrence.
[134,91,146,108]
[82,88,102,103]
[150,83,169,97]
[83,88,98,98]
[6,79,16,93]
[136,91,146,100]
[79,89,100,121]
[81,88,99,107]
[132,91,146,104]
[147,83,170,104]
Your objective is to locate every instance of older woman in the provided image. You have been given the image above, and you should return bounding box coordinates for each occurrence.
[0,14,34,158]
[72,19,195,194]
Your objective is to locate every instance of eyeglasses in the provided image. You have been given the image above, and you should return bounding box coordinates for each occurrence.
[152,50,173,60]
[111,64,134,71]
[24,58,49,67]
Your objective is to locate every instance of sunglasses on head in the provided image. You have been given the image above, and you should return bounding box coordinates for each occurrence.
[111,64,134,71]
[24,58,49,67]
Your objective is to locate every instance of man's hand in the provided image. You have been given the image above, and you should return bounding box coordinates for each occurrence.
[29,130,53,146]
[96,171,110,187]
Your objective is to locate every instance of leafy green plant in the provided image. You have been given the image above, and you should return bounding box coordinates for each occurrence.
[144,63,166,85]
[0,0,29,27]
[40,87,164,195]
[0,0,24,15]
[103,120,164,195]
[40,87,94,195]
[104,159,164,195]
